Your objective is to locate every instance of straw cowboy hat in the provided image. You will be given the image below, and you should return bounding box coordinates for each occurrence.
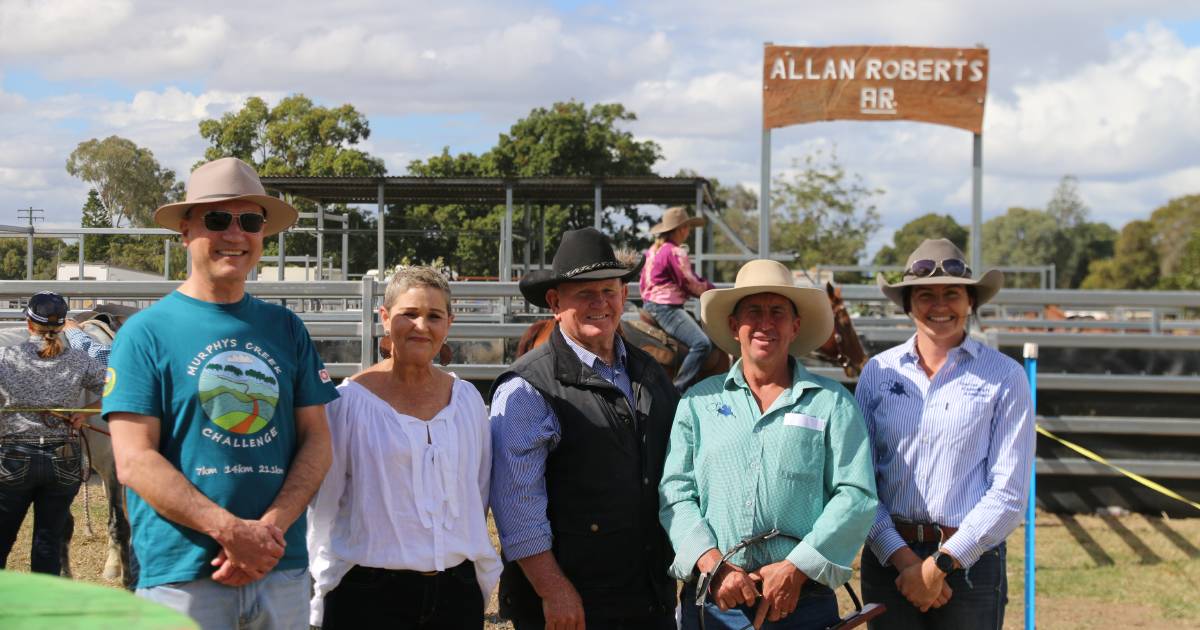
[153,157,298,237]
[649,206,707,235]
[700,259,833,357]
[519,228,644,309]
[877,238,1004,308]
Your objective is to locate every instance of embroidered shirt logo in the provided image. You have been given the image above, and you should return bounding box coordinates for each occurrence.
[706,402,734,417]
[319,368,331,384]
[198,350,279,436]
[102,367,116,397]
[882,380,910,397]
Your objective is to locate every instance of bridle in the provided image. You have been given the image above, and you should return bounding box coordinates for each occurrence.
[694,529,885,630]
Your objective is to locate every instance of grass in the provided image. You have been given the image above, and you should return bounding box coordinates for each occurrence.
[8,488,1200,629]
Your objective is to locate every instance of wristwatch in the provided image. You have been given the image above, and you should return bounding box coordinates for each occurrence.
[931,550,956,574]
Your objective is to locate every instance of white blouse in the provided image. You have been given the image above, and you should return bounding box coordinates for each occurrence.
[307,376,502,626]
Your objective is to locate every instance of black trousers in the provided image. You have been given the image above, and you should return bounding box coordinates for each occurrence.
[861,543,1008,630]
[323,561,484,629]
[0,440,82,575]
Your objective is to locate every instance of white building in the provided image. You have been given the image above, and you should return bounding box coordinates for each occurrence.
[56,263,163,282]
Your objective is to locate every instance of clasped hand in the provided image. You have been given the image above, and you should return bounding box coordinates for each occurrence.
[895,558,952,612]
[210,518,286,586]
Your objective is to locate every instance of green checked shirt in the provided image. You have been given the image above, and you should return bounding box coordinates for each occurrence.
[659,358,877,588]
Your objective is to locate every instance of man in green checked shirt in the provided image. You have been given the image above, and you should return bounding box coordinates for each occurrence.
[660,260,878,630]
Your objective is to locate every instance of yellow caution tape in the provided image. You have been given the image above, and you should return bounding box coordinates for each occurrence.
[1037,425,1200,513]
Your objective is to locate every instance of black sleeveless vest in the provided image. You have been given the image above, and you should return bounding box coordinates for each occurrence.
[490,326,679,621]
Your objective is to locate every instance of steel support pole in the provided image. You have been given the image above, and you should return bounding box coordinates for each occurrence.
[78,235,85,280]
[1023,342,1039,630]
[342,217,349,281]
[971,133,983,276]
[694,182,704,275]
[523,202,531,277]
[361,276,375,369]
[316,203,325,281]
[163,239,170,279]
[277,192,287,281]
[594,182,602,230]
[26,233,33,280]
[759,129,772,258]
[502,184,514,281]
[377,183,386,274]
[539,205,547,269]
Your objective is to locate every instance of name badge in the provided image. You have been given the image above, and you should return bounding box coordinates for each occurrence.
[784,413,826,431]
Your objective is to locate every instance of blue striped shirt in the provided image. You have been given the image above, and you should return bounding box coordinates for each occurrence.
[65,327,110,365]
[489,332,633,561]
[855,335,1034,569]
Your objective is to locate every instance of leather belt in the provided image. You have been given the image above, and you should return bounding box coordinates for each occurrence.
[892,518,957,544]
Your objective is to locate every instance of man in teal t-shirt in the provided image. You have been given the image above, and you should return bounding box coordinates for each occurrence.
[103,158,337,630]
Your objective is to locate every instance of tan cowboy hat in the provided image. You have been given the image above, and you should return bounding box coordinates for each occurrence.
[700,259,833,357]
[153,157,298,236]
[877,238,1004,308]
[649,206,707,235]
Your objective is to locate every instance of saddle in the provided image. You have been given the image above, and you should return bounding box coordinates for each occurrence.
[628,309,682,367]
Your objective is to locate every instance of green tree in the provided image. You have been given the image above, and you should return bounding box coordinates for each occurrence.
[65,136,183,227]
[405,101,664,276]
[1158,231,1200,290]
[1146,194,1200,277]
[0,239,65,279]
[1081,220,1160,289]
[981,207,1058,288]
[1045,175,1117,288]
[873,214,968,266]
[198,94,387,274]
[770,150,882,271]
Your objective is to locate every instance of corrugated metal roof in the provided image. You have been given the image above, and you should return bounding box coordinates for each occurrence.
[259,176,714,206]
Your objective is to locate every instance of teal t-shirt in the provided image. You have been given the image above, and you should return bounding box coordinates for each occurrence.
[102,291,339,588]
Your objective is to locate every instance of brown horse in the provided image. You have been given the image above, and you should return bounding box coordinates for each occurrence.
[516,282,868,382]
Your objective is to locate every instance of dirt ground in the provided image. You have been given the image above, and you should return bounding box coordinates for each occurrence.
[8,484,1200,629]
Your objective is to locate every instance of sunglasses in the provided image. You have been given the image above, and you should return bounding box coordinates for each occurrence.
[201,211,266,233]
[906,258,971,279]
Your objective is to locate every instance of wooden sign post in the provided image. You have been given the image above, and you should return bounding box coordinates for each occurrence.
[758,44,989,273]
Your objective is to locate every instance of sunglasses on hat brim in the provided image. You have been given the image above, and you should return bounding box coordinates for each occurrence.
[905,258,971,279]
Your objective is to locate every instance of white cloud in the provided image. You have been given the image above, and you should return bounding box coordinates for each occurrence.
[0,0,133,55]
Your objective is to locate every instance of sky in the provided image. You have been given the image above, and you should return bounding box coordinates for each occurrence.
[2,0,1199,257]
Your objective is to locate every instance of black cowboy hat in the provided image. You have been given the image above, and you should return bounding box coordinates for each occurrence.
[519,227,644,309]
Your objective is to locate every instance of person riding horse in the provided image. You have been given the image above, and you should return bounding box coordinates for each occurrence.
[640,206,717,392]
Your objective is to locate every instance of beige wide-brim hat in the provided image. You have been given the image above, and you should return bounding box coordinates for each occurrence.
[877,238,1004,308]
[153,157,298,237]
[649,206,707,235]
[700,259,833,357]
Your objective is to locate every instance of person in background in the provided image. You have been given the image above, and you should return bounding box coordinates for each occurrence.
[308,266,500,628]
[858,238,1034,629]
[0,291,105,574]
[640,206,716,392]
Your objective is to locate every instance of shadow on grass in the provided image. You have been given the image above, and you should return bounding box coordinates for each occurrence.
[1057,514,1114,567]
[1140,514,1200,560]
[1098,514,1163,565]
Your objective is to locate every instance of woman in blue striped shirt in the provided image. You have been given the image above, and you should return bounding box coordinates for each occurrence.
[856,239,1034,630]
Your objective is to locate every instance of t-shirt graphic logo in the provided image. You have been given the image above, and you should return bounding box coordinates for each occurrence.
[198,350,279,435]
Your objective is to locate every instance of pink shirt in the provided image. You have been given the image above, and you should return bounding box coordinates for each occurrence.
[640,241,714,305]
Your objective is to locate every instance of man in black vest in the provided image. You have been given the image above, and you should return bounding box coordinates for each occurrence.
[490,228,680,630]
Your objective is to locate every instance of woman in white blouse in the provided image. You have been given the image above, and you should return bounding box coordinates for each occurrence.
[308,266,500,629]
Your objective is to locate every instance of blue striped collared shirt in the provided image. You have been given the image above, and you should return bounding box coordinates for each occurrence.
[489,332,633,561]
[855,334,1034,569]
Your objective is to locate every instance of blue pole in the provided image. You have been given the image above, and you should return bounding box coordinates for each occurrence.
[1023,343,1038,630]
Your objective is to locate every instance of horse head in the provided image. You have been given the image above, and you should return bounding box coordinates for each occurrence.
[812,282,868,378]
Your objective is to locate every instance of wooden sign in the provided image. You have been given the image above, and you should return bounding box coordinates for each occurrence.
[763,45,988,133]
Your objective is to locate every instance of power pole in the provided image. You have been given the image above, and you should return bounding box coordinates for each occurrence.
[17,207,43,280]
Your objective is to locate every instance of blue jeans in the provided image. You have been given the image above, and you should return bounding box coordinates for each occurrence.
[643,301,713,392]
[679,578,840,630]
[137,567,309,630]
[860,543,1007,630]
[0,440,82,575]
